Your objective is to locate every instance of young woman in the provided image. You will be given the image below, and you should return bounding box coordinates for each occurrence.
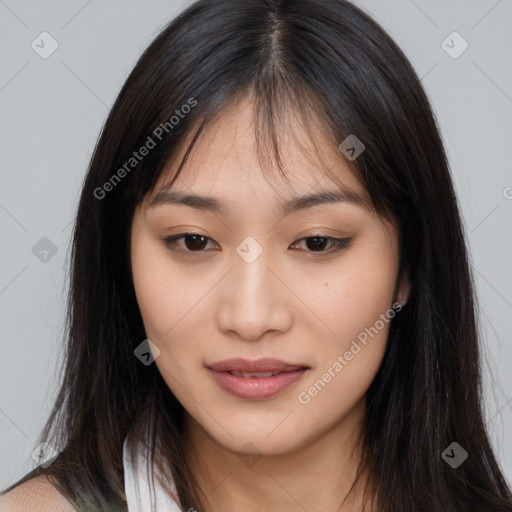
[1,0,511,511]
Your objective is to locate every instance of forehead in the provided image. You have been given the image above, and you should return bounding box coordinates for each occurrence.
[146,96,371,212]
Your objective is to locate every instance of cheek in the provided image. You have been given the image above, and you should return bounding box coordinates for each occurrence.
[308,246,398,343]
[298,283,395,414]
[131,238,196,340]
[298,234,398,401]
[131,239,208,383]
[131,248,170,337]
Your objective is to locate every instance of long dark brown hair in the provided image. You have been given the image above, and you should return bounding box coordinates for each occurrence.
[2,0,511,510]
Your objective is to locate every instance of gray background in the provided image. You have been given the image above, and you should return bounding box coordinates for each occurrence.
[1,0,511,490]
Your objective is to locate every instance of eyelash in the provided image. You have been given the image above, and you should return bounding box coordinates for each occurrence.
[161,232,352,257]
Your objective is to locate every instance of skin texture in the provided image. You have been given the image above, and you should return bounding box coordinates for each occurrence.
[130,97,409,512]
[0,476,77,512]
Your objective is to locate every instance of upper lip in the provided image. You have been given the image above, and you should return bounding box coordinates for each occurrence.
[207,357,309,373]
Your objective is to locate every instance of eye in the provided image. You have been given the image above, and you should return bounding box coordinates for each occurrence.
[290,235,352,255]
[162,233,352,257]
[162,233,218,255]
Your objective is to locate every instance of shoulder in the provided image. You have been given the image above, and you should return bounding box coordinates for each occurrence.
[0,475,77,512]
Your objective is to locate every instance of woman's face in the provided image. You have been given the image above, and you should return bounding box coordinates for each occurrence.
[130,98,409,457]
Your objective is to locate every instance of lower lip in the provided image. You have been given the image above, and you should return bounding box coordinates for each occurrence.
[207,368,308,400]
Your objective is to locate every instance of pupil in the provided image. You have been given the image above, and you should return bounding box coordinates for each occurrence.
[185,235,207,251]
[307,237,328,251]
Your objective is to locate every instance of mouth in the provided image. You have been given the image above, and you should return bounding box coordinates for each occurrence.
[207,357,310,373]
[206,358,310,400]
[226,369,302,378]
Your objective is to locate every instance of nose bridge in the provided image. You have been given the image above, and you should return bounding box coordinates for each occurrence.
[230,237,274,310]
[215,236,291,339]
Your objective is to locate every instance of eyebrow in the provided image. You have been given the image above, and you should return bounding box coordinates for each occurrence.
[147,187,373,215]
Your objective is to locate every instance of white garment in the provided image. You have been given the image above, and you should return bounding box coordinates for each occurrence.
[122,435,182,511]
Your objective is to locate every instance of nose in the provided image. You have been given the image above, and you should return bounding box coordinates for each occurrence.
[215,249,293,342]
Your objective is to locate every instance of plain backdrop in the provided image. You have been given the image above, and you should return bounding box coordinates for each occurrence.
[1,0,511,490]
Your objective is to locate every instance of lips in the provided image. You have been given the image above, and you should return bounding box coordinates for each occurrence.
[207,357,309,374]
[206,357,310,400]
